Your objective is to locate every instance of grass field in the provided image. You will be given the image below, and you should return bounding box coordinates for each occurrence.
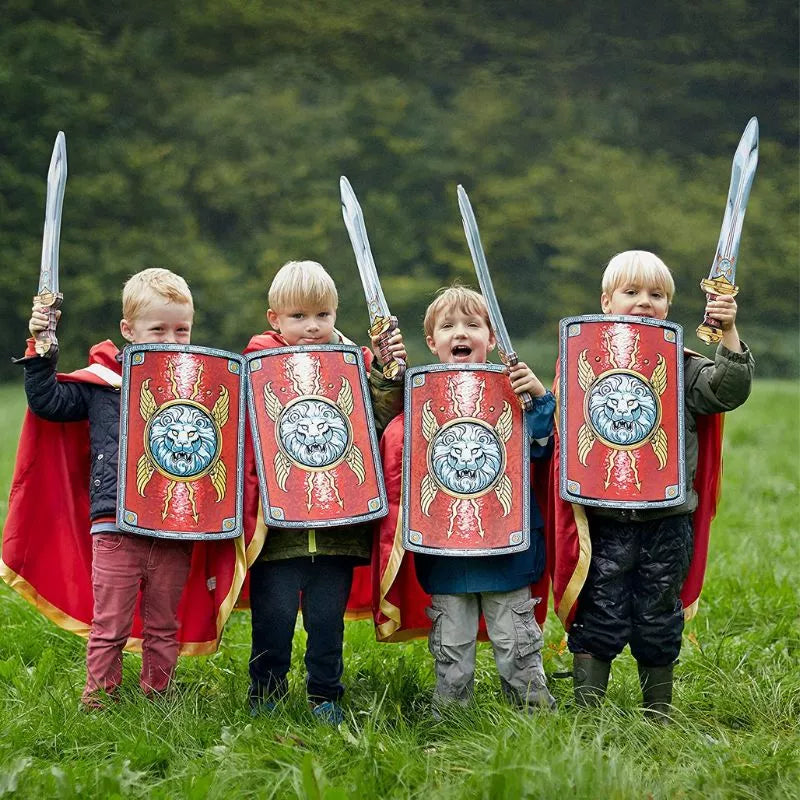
[1,380,798,799]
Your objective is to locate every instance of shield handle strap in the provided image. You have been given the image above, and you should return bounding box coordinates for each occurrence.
[33,290,63,357]
[369,315,406,381]
[696,276,739,345]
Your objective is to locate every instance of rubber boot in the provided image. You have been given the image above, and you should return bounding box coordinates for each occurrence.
[638,662,673,724]
[572,653,611,707]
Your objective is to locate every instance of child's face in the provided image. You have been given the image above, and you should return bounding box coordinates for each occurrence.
[120,300,193,344]
[601,282,669,319]
[267,303,337,346]
[426,307,495,364]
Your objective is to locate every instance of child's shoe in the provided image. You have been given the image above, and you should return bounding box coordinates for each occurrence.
[572,653,611,707]
[520,685,557,713]
[637,662,673,724]
[310,700,344,726]
[249,698,279,717]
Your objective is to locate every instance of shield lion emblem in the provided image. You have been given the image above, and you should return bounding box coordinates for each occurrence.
[117,344,246,539]
[246,345,387,527]
[559,315,685,508]
[402,364,530,556]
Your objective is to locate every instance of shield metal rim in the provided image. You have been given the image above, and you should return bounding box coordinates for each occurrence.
[117,343,246,540]
[558,314,686,509]
[402,362,531,557]
[246,343,388,528]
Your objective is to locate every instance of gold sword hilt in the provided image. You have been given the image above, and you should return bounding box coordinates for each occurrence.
[696,276,739,345]
[369,315,406,381]
[33,290,63,357]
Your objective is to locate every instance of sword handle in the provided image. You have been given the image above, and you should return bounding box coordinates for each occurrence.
[33,291,63,357]
[503,352,534,413]
[696,277,739,345]
[370,315,406,382]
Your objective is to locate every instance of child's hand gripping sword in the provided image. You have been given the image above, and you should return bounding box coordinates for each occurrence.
[697,117,759,344]
[33,131,68,357]
[339,176,406,381]
[457,184,533,412]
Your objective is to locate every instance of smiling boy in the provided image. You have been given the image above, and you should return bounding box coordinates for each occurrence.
[243,260,406,725]
[374,285,556,715]
[558,250,754,720]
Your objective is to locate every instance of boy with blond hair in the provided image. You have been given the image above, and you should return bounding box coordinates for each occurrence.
[3,268,235,707]
[553,250,754,720]
[244,260,406,724]
[374,285,556,714]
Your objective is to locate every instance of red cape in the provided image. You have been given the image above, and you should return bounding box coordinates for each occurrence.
[373,414,551,642]
[548,370,723,630]
[240,330,374,619]
[0,341,250,655]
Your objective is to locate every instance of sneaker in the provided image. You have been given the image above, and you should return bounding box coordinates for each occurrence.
[310,700,344,726]
[249,698,279,717]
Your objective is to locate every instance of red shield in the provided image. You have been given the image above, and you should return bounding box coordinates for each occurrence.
[246,345,387,527]
[559,315,685,508]
[118,345,246,539]
[402,364,529,556]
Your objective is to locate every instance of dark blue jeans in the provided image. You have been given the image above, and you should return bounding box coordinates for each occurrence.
[248,556,354,704]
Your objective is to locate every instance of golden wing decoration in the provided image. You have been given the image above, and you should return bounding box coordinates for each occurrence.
[263,382,284,422]
[337,377,354,417]
[422,400,439,443]
[578,349,596,392]
[139,379,158,422]
[494,473,513,516]
[274,451,291,491]
[577,423,596,466]
[136,453,155,496]
[651,427,668,470]
[495,402,513,443]
[420,473,439,516]
[344,444,366,485]
[209,459,227,502]
[650,355,668,396]
[211,385,230,428]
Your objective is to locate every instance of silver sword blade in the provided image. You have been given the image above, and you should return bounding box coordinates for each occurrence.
[340,176,391,322]
[39,131,68,295]
[456,184,515,359]
[708,117,758,284]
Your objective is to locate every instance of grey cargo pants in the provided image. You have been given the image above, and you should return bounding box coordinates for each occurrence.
[426,586,555,710]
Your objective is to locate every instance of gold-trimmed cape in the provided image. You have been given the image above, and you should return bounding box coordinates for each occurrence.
[1,340,249,655]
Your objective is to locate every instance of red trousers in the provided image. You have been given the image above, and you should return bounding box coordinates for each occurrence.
[83,533,193,700]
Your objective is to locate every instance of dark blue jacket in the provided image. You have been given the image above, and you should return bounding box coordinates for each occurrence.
[414,391,555,594]
[21,351,121,522]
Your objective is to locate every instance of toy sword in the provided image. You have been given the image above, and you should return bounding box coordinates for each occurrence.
[339,175,405,381]
[34,131,68,357]
[457,184,533,411]
[697,117,759,344]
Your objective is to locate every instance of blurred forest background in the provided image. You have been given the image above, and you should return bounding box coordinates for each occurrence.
[1,0,797,379]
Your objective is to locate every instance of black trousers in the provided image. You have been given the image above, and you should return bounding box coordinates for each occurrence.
[248,556,354,704]
[567,514,693,666]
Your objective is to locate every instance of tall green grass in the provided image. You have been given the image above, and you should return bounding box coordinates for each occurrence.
[1,381,798,799]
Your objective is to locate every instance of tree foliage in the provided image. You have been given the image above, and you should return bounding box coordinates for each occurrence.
[1,0,797,378]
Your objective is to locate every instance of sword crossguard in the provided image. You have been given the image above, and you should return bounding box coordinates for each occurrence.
[370,315,406,382]
[696,277,739,345]
[33,290,63,358]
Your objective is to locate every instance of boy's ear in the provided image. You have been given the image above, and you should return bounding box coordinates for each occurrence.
[488,330,496,353]
[425,335,437,354]
[266,309,280,330]
[600,292,612,314]
[120,319,134,342]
